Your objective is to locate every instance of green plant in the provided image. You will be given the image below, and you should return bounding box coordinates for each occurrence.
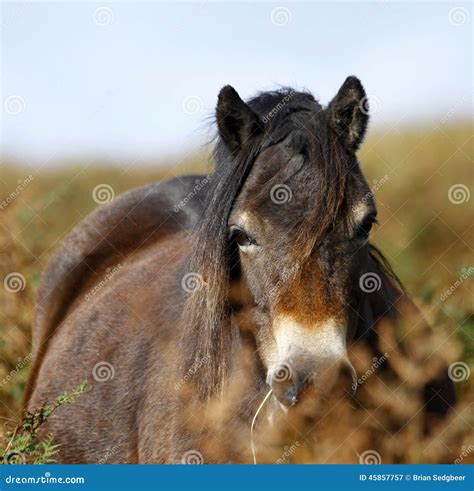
[1,381,88,464]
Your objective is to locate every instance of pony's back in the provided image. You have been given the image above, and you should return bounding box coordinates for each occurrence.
[26,175,207,406]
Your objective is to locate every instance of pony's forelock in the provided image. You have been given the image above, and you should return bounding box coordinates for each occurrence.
[180,134,263,398]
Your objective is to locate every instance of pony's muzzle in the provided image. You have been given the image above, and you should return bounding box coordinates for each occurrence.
[269,316,356,407]
[266,357,358,408]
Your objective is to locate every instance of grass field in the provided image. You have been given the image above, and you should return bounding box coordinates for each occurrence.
[0,122,472,462]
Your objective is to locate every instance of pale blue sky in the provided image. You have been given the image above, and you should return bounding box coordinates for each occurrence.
[1,1,472,165]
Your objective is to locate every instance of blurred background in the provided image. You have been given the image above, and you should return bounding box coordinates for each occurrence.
[0,1,472,460]
[1,1,472,163]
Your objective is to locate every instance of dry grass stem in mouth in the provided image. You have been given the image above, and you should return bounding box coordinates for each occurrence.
[250,389,273,464]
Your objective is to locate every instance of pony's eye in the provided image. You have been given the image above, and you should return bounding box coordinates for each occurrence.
[356,216,377,239]
[231,228,257,248]
[236,231,253,247]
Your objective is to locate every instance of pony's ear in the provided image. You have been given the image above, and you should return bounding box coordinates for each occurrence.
[216,85,263,153]
[326,76,369,152]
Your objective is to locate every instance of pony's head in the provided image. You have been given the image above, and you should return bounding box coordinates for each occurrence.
[183,77,393,408]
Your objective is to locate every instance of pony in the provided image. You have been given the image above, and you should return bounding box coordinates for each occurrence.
[24,77,456,463]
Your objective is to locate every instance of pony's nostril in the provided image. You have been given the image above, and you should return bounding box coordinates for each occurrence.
[271,363,293,384]
[270,380,299,407]
[268,365,300,407]
[289,394,298,406]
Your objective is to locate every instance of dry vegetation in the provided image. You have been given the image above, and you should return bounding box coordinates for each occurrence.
[0,122,472,463]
